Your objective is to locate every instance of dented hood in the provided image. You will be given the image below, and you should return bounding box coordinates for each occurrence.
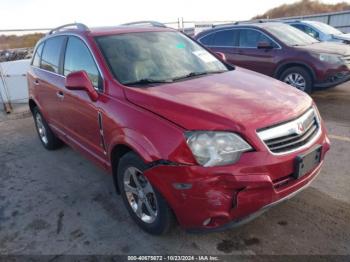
[124,67,312,132]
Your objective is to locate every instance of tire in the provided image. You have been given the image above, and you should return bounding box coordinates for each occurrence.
[33,107,63,150]
[117,152,174,235]
[279,66,313,93]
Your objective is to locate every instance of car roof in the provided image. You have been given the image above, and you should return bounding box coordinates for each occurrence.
[287,20,320,25]
[40,24,176,43]
[88,26,175,37]
[196,22,285,37]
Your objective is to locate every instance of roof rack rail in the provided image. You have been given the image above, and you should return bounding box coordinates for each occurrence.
[121,21,167,28]
[283,19,301,22]
[213,20,263,27]
[48,23,89,35]
[234,19,268,25]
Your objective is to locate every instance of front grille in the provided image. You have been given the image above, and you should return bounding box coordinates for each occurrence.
[257,108,320,154]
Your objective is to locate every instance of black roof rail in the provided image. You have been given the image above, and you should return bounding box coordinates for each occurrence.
[234,19,284,25]
[284,19,301,22]
[121,21,167,28]
[47,23,89,35]
[213,19,285,28]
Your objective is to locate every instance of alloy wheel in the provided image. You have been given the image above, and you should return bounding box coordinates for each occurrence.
[123,166,158,223]
[283,73,306,91]
[35,113,48,144]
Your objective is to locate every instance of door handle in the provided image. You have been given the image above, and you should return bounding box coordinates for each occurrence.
[56,91,64,99]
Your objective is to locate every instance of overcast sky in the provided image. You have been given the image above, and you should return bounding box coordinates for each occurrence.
[0,0,346,30]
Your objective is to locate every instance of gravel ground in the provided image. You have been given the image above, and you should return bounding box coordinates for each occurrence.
[0,83,349,256]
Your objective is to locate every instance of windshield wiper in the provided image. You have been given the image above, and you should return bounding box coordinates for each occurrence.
[171,70,227,82]
[124,78,173,86]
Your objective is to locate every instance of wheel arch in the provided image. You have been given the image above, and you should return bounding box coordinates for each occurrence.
[109,140,157,194]
[28,98,38,113]
[274,62,316,81]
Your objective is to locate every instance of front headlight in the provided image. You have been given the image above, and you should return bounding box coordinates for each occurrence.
[313,53,344,65]
[186,131,252,167]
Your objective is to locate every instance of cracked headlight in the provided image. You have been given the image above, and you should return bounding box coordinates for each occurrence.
[186,131,252,167]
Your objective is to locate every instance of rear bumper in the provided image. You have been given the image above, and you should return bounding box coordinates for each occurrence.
[144,131,330,231]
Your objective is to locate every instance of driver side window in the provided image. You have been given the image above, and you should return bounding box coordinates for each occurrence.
[304,25,320,40]
[64,37,102,91]
[238,29,278,48]
[293,24,319,39]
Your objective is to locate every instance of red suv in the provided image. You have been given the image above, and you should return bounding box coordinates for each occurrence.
[28,22,330,235]
[195,22,350,93]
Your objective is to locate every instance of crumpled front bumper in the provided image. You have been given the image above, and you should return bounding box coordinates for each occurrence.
[143,132,330,231]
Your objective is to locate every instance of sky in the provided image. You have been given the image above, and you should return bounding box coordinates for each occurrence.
[0,0,347,30]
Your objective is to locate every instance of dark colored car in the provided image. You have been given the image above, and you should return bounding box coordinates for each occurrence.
[27,22,330,235]
[195,22,350,93]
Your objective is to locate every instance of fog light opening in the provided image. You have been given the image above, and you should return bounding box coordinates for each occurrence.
[203,218,212,226]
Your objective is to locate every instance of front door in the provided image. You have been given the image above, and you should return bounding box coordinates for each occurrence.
[233,28,281,76]
[60,36,107,164]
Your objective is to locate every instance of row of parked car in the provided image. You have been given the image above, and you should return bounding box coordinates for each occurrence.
[195,20,350,93]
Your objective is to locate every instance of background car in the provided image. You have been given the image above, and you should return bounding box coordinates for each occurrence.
[195,22,350,93]
[286,20,350,44]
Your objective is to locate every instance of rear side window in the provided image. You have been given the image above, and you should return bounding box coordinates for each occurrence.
[199,34,214,45]
[212,30,237,47]
[291,24,307,32]
[41,36,65,74]
[64,37,101,90]
[32,43,44,67]
[238,29,278,48]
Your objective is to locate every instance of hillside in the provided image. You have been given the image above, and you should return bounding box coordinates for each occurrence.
[254,0,350,19]
[0,33,44,50]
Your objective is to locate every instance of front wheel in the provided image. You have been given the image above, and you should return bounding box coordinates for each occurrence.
[117,152,174,235]
[280,66,313,93]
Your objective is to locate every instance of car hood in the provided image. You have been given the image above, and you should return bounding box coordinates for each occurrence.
[333,33,350,42]
[124,67,312,132]
[296,41,350,55]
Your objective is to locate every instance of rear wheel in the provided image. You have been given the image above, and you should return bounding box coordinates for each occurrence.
[117,152,174,235]
[280,66,313,93]
[33,107,62,150]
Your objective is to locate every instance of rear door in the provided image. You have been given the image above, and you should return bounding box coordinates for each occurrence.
[233,28,281,76]
[198,29,240,65]
[31,36,67,135]
[61,36,106,162]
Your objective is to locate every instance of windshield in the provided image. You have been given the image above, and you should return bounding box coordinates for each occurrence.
[95,31,228,85]
[308,21,343,35]
[264,23,319,46]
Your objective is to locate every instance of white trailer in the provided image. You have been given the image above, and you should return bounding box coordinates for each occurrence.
[0,59,30,113]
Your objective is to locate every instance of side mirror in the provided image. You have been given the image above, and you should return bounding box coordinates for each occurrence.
[214,52,227,61]
[65,71,99,102]
[257,41,273,50]
[309,31,320,40]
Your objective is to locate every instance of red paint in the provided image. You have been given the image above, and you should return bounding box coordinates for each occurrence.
[28,25,330,231]
[65,71,99,101]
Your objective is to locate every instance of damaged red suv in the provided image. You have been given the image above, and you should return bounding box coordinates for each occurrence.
[28,22,330,235]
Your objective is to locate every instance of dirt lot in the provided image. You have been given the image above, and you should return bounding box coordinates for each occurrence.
[0,83,350,256]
